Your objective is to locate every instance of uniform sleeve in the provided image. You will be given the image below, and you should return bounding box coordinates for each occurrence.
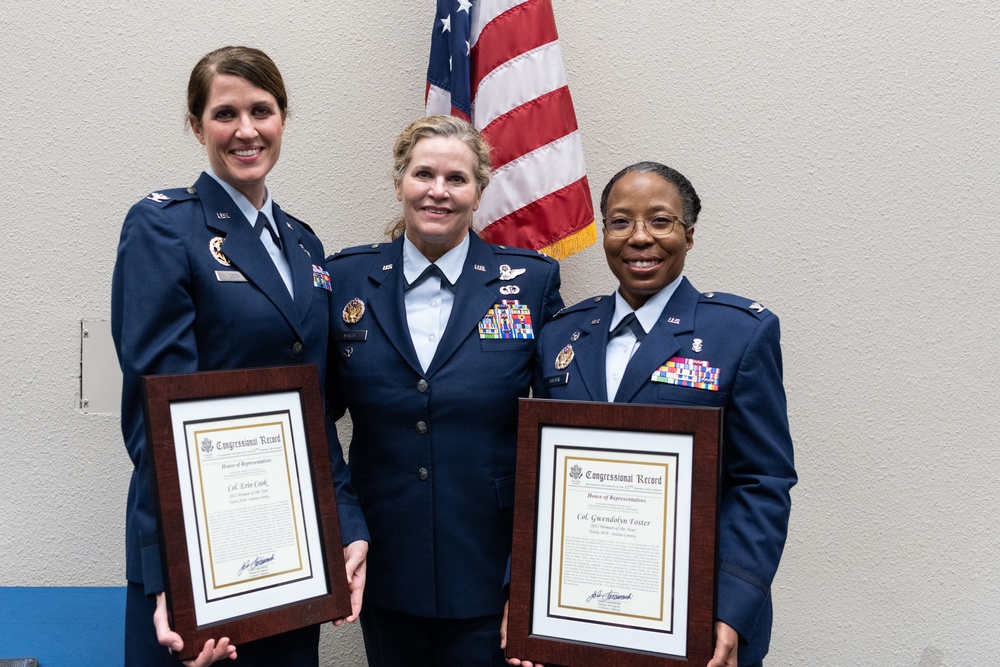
[715,313,796,640]
[322,256,370,545]
[324,361,370,545]
[539,258,564,325]
[111,202,199,596]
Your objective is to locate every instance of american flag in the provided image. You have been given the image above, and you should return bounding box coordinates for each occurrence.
[425,0,596,259]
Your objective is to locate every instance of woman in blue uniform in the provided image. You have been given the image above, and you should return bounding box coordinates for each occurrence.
[112,46,368,667]
[505,162,796,667]
[325,115,563,666]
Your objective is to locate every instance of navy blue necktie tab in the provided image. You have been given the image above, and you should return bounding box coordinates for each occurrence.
[254,211,282,250]
[610,313,646,341]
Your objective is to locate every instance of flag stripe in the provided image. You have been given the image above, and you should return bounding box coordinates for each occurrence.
[425,82,451,115]
[475,130,587,228]
[472,41,567,130]
[471,0,558,95]
[480,177,595,249]
[470,0,528,48]
[481,86,578,170]
[426,0,595,259]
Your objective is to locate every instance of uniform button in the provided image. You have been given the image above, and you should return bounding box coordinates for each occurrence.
[417,467,429,481]
[415,421,428,434]
[428,333,436,342]
[429,299,438,307]
[291,342,304,356]
[417,379,429,393]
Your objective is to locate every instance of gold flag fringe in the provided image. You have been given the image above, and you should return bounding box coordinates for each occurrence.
[539,222,597,260]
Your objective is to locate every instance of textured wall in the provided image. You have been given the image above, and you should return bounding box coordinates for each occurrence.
[1,0,997,665]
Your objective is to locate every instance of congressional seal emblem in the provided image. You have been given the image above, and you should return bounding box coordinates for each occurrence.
[343,298,365,324]
[209,237,231,266]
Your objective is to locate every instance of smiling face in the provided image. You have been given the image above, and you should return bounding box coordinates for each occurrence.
[603,171,695,310]
[396,135,482,262]
[190,73,285,209]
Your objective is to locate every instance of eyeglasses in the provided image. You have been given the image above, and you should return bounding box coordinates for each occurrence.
[603,215,684,237]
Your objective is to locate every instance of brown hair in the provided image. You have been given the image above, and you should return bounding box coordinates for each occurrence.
[386,115,492,239]
[187,46,288,123]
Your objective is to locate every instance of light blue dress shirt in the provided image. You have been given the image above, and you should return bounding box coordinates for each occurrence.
[403,232,470,372]
[206,168,294,297]
[606,273,684,400]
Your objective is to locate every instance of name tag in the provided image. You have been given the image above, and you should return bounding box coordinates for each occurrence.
[332,330,368,342]
[215,270,247,282]
[543,373,569,388]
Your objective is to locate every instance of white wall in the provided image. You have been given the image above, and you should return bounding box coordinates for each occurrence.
[1,1,997,664]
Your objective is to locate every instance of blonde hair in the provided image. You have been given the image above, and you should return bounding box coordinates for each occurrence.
[386,115,492,239]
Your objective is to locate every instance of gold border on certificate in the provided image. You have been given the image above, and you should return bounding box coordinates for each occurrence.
[185,413,310,599]
[551,451,678,631]
[531,426,693,657]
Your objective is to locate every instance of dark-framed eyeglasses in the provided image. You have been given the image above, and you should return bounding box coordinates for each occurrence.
[603,215,684,237]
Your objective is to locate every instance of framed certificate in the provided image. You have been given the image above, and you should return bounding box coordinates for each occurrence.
[506,399,722,667]
[143,365,351,660]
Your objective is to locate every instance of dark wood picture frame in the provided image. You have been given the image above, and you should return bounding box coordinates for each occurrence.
[143,365,351,660]
[507,398,722,667]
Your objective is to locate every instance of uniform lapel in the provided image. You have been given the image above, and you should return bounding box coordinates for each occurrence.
[425,233,498,377]
[272,204,314,325]
[613,277,699,403]
[362,238,426,376]
[564,297,615,402]
[196,173,301,337]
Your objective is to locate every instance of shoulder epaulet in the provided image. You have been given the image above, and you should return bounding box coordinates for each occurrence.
[328,243,386,263]
[699,291,772,319]
[492,244,558,264]
[139,186,198,208]
[276,206,314,235]
[552,294,607,319]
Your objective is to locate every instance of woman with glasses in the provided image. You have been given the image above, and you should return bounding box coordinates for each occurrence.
[505,162,796,667]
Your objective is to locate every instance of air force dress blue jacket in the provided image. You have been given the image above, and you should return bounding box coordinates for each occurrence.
[325,232,563,618]
[112,172,367,595]
[532,277,795,666]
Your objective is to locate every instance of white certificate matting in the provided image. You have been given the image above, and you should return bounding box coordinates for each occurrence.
[170,391,328,625]
[532,426,693,657]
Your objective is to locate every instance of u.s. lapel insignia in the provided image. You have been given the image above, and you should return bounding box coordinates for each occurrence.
[499,264,526,280]
[147,192,169,203]
[667,317,681,325]
[343,298,365,324]
[554,345,574,370]
[474,264,486,272]
[692,338,703,353]
[382,264,393,271]
[499,284,520,295]
[209,237,231,266]
[749,301,766,313]
[216,212,230,219]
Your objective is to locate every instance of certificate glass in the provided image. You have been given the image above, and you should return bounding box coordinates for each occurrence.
[144,365,351,660]
[507,399,721,667]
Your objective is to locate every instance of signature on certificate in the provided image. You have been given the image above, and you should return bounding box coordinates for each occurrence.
[238,553,276,577]
[586,589,634,603]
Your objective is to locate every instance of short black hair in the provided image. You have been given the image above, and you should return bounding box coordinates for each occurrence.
[600,161,701,226]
